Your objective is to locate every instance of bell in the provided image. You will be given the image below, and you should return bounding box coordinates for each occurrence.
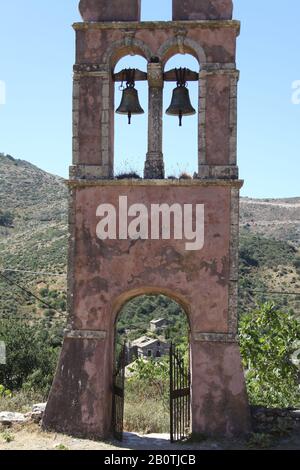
[116,87,144,124]
[166,85,196,126]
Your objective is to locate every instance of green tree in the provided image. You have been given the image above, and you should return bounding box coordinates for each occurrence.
[0,320,60,394]
[239,302,300,408]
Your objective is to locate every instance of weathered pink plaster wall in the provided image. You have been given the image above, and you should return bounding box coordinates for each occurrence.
[173,0,233,21]
[192,342,251,435]
[76,76,103,166]
[79,0,141,22]
[73,184,230,333]
[44,182,251,438]
[205,74,231,165]
[75,26,238,66]
[44,182,250,438]
[43,338,110,438]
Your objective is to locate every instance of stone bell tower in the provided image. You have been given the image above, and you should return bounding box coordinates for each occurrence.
[43,0,251,439]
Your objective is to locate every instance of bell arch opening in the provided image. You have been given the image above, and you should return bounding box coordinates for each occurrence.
[163,54,199,178]
[114,55,148,178]
[113,293,191,441]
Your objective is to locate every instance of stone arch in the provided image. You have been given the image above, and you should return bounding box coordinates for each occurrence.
[113,50,149,177]
[103,37,154,70]
[161,44,202,176]
[111,286,192,328]
[158,36,206,68]
[112,285,192,438]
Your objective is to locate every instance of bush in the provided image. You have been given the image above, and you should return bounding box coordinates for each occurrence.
[0,210,14,228]
[247,433,274,449]
[239,302,300,408]
[127,358,170,407]
[115,172,141,180]
[0,384,12,398]
[293,257,300,273]
[0,320,60,395]
[39,288,49,298]
[1,430,15,443]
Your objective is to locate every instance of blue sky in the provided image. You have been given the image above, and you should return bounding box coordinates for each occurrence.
[0,1,299,198]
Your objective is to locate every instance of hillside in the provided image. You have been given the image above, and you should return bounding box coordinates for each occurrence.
[240,198,300,247]
[0,153,67,322]
[0,152,299,327]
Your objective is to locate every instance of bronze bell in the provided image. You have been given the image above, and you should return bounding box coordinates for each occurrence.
[116,69,144,124]
[166,68,196,126]
[116,87,144,124]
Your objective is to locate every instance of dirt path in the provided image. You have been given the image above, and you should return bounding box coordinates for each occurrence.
[0,424,299,450]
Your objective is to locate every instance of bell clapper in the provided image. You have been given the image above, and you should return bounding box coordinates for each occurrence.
[179,110,183,127]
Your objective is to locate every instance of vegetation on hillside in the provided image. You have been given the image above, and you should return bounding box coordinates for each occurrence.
[239,229,300,319]
[0,152,67,322]
[116,294,189,347]
[240,198,300,247]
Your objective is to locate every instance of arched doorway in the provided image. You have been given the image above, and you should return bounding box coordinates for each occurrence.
[112,294,191,442]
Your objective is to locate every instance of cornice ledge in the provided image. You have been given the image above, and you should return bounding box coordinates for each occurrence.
[73,20,240,34]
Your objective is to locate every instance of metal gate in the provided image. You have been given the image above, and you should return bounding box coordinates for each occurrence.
[170,343,191,442]
[112,343,126,440]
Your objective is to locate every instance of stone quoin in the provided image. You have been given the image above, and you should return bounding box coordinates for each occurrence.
[42,0,251,439]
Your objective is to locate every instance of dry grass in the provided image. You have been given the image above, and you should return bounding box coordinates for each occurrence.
[0,390,45,413]
[124,399,169,434]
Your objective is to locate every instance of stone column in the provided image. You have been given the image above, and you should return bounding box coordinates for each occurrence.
[70,67,114,180]
[198,66,239,179]
[198,71,207,169]
[228,186,240,334]
[144,63,165,179]
[229,71,239,166]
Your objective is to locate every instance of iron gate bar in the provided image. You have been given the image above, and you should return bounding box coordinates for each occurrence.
[170,343,191,443]
[112,343,126,441]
